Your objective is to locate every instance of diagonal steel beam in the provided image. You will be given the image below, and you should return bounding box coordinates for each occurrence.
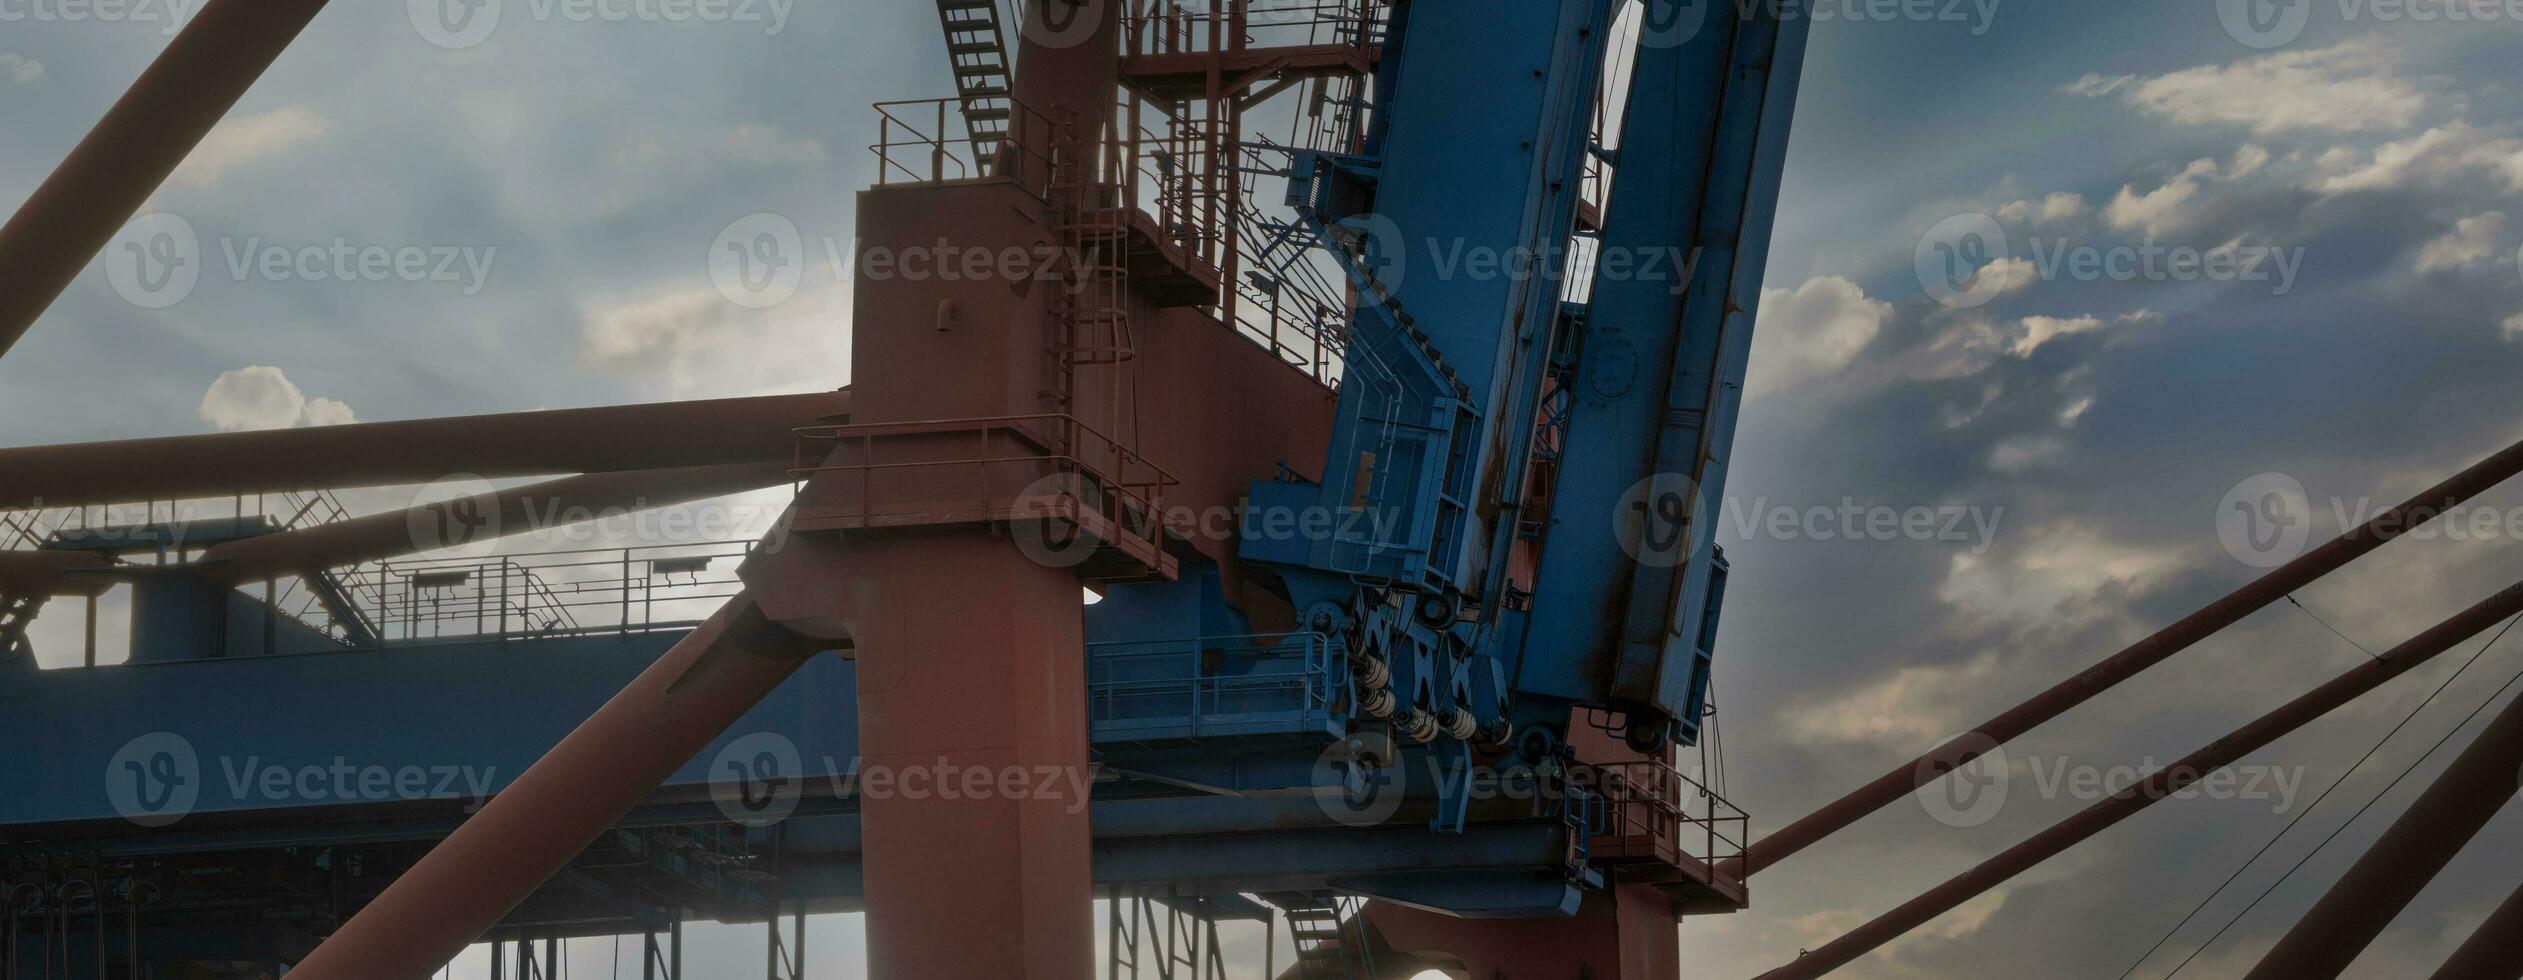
[196,461,794,582]
[286,593,819,979]
[2428,877,2523,980]
[0,390,846,509]
[1734,435,2523,878]
[0,0,332,359]
[1753,579,2523,980]
[2243,681,2523,979]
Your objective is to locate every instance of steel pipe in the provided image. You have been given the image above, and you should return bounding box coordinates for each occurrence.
[2428,878,2523,980]
[2243,684,2523,979]
[0,0,332,359]
[285,595,818,980]
[1736,436,2523,877]
[196,462,792,583]
[1753,579,2523,980]
[0,390,846,509]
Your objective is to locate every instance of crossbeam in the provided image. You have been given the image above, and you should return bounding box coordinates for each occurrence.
[0,390,846,509]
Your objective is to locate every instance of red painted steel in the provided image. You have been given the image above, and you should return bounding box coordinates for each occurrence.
[2428,878,2523,980]
[196,462,792,583]
[1755,578,2523,980]
[0,0,332,359]
[0,551,116,596]
[2241,682,2523,979]
[746,529,1096,978]
[1737,436,2523,878]
[285,595,815,980]
[1364,883,1681,979]
[0,390,847,509]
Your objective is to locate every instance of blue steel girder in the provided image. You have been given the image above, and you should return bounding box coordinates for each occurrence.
[1517,0,1814,746]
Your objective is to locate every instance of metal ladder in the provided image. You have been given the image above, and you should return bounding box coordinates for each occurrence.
[1276,895,1374,979]
[934,0,1016,164]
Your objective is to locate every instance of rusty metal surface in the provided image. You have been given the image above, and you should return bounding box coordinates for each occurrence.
[0,0,332,360]
[0,390,847,509]
[1757,578,2523,980]
[1738,435,2523,878]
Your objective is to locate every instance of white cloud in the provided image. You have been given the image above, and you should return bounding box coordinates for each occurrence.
[1784,652,2006,746]
[1746,276,1891,399]
[2103,158,2221,238]
[1987,434,2069,474]
[0,54,43,84]
[2504,314,2523,342]
[2074,39,2431,136]
[2009,314,2110,358]
[2317,125,2523,195]
[578,283,851,400]
[198,366,357,431]
[1938,524,2186,627]
[1999,192,2090,226]
[2415,212,2508,273]
[170,108,329,190]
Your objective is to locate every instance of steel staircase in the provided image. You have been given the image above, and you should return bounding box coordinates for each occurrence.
[934,0,1017,164]
[1272,894,1375,979]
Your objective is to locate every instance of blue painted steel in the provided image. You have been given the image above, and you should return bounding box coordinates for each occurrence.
[0,627,860,827]
[1517,1,1813,745]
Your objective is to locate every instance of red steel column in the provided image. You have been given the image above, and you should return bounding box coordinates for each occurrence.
[286,596,815,980]
[1736,436,2523,878]
[1754,579,2523,980]
[2428,879,2523,980]
[1363,883,1680,979]
[2242,687,2523,979]
[751,530,1095,979]
[0,0,331,359]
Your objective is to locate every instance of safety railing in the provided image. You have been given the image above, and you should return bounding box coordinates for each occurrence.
[1122,0,1388,58]
[353,541,754,644]
[1086,631,1349,743]
[1573,757,1751,893]
[871,96,1065,196]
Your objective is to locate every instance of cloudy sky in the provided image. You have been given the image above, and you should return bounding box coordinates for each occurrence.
[7,0,2523,977]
